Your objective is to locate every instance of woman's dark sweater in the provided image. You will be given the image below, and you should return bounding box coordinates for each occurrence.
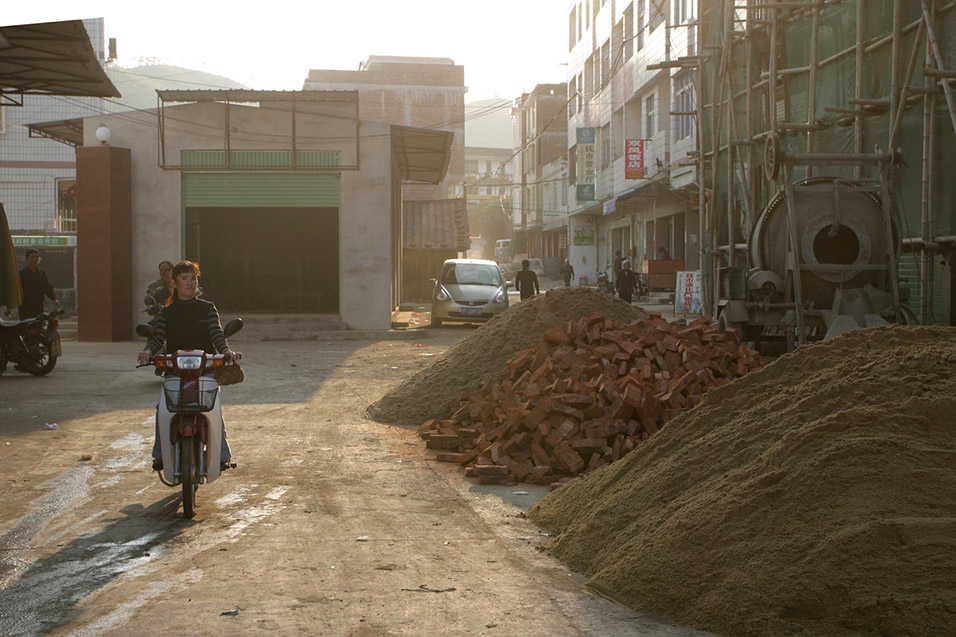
[146,297,229,355]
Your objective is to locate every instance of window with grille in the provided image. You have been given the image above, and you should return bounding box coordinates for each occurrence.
[673,0,696,24]
[645,94,655,138]
[55,179,77,233]
[569,6,578,49]
[600,125,611,168]
[624,3,634,60]
[637,0,645,51]
[673,75,695,140]
[601,40,611,88]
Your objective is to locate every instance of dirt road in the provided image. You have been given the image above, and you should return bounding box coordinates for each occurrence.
[0,333,709,637]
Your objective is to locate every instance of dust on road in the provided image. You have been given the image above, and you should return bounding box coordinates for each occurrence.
[0,336,706,637]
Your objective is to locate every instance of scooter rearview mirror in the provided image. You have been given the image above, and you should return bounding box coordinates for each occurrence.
[223,318,243,338]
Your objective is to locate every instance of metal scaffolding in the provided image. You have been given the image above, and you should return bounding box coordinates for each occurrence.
[699,0,956,345]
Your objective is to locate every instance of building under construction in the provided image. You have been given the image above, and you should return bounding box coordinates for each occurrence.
[698,0,956,347]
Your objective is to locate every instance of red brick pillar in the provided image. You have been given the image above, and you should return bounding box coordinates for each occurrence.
[76,146,132,341]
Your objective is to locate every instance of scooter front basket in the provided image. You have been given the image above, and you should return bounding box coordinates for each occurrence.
[163,377,218,412]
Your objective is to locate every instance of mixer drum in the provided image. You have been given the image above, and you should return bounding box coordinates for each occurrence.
[749,177,900,309]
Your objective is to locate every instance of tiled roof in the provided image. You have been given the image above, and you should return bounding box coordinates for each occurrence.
[404,199,470,251]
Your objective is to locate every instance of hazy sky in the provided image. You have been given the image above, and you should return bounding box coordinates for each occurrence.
[4,1,572,101]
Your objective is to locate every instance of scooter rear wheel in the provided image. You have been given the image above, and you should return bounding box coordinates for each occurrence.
[181,437,198,519]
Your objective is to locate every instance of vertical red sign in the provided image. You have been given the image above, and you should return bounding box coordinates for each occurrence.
[625,139,645,179]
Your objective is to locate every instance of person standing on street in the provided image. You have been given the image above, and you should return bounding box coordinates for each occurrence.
[514,259,540,300]
[616,261,639,304]
[4,248,59,320]
[612,251,624,281]
[561,259,575,287]
[144,260,174,316]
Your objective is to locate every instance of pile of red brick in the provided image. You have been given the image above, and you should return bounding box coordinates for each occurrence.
[418,311,764,488]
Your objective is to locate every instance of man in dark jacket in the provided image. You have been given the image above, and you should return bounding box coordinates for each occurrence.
[616,261,639,304]
[144,260,174,315]
[7,249,59,319]
[561,259,575,287]
[612,251,624,282]
[514,259,540,300]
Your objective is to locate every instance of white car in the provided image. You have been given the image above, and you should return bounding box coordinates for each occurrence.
[429,259,509,326]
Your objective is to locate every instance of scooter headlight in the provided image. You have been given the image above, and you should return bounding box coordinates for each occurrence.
[176,356,203,369]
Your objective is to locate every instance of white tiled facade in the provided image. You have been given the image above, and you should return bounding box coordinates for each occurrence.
[515,1,702,286]
[1,19,109,233]
[567,0,700,272]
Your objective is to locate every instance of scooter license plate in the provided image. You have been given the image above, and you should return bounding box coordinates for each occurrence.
[49,331,62,357]
[461,307,483,316]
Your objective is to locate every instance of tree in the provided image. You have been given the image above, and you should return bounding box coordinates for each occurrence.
[468,196,512,247]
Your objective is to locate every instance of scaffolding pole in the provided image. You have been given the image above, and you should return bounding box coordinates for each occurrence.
[698,0,955,342]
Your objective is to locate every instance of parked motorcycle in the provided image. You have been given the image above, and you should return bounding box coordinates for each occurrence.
[0,307,65,376]
[595,267,615,294]
[136,318,243,519]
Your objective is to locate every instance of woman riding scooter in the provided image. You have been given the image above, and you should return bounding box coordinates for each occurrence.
[137,260,241,471]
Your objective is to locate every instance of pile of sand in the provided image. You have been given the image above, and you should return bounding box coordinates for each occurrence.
[527,325,956,636]
[368,288,649,427]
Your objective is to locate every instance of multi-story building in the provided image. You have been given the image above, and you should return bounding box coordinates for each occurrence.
[303,56,465,201]
[564,0,700,287]
[511,83,568,274]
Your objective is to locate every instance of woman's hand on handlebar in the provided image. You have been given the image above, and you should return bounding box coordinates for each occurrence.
[225,350,242,363]
[137,350,152,366]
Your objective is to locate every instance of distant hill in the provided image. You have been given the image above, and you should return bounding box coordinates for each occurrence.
[464,98,512,149]
[105,64,248,112]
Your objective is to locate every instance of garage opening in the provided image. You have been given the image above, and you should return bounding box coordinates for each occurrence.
[185,207,339,313]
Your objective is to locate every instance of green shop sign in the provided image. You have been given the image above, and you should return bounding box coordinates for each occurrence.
[13,236,77,247]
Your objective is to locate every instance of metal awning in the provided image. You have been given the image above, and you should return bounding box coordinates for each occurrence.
[26,115,85,146]
[0,20,120,103]
[26,99,455,183]
[391,124,453,184]
[156,89,356,104]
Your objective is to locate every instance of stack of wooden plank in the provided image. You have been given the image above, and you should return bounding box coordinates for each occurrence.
[418,311,764,488]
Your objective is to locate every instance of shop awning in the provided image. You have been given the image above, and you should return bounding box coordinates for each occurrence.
[391,124,453,184]
[26,115,84,146]
[0,20,120,102]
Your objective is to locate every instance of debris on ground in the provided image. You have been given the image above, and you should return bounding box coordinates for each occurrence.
[526,325,956,637]
[417,311,762,486]
[368,288,648,426]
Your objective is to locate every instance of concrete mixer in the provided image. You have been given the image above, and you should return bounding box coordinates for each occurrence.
[716,176,915,348]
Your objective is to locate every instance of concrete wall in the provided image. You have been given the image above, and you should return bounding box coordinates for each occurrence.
[304,60,465,201]
[80,102,397,332]
[340,120,394,330]
[82,109,179,332]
